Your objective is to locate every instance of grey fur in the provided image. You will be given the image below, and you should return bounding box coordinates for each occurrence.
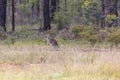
[46,34,59,48]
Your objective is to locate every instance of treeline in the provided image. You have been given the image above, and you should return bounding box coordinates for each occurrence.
[0,0,120,32]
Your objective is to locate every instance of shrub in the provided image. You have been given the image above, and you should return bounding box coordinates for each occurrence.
[0,31,16,45]
[54,12,72,30]
[106,14,117,23]
[3,36,16,45]
[46,30,56,36]
[106,28,120,47]
[80,26,100,46]
[0,30,8,41]
[71,24,100,46]
[71,24,85,38]
[58,29,75,40]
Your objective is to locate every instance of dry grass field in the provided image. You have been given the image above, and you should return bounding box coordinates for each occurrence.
[0,42,120,80]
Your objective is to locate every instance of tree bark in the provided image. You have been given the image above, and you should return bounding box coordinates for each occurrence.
[118,0,120,26]
[101,0,118,28]
[112,0,118,16]
[36,0,40,18]
[101,0,106,29]
[51,0,57,20]
[56,0,59,12]
[111,0,118,26]
[12,0,15,32]
[0,0,7,32]
[101,0,111,28]
[65,0,67,11]
[43,0,51,30]
[16,0,23,25]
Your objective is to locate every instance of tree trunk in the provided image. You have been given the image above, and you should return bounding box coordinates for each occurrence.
[114,0,120,26]
[101,0,111,28]
[107,0,118,27]
[16,0,23,25]
[43,0,51,30]
[12,0,15,32]
[112,0,118,16]
[30,3,35,24]
[0,0,7,32]
[56,0,59,11]
[104,0,111,15]
[101,0,118,28]
[36,0,40,18]
[101,0,106,29]
[65,0,67,11]
[51,0,57,20]
[118,0,120,26]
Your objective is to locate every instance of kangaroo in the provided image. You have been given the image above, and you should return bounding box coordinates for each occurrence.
[46,34,59,48]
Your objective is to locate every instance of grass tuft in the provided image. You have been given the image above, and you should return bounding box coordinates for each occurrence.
[0,43,120,80]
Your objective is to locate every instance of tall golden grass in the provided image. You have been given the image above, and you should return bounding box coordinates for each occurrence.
[0,44,120,80]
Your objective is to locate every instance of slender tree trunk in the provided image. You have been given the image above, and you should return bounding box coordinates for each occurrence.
[118,0,120,26]
[12,0,15,32]
[36,0,40,18]
[101,0,106,29]
[104,0,111,27]
[112,0,118,16]
[106,0,118,27]
[0,0,7,32]
[51,0,57,20]
[65,0,67,11]
[104,0,111,15]
[16,0,23,25]
[30,3,35,24]
[51,0,60,20]
[43,0,51,30]
[111,0,118,26]
[34,0,40,23]
[56,0,59,12]
[101,0,118,28]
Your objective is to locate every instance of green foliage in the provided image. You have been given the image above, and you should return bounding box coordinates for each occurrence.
[80,26,100,45]
[0,31,8,41]
[81,0,101,25]
[5,0,119,47]
[46,30,56,36]
[58,29,75,40]
[106,14,117,23]
[54,12,72,30]
[71,24,85,37]
[105,14,118,27]
[3,36,16,45]
[106,28,120,47]
[18,29,40,40]
[71,24,100,45]
[0,32,15,45]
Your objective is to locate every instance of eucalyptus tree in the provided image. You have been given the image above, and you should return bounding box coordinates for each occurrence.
[12,0,15,32]
[0,0,7,31]
[43,0,51,30]
[101,0,119,28]
[118,0,120,26]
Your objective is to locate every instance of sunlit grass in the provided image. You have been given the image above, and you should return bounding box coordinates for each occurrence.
[0,43,120,80]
